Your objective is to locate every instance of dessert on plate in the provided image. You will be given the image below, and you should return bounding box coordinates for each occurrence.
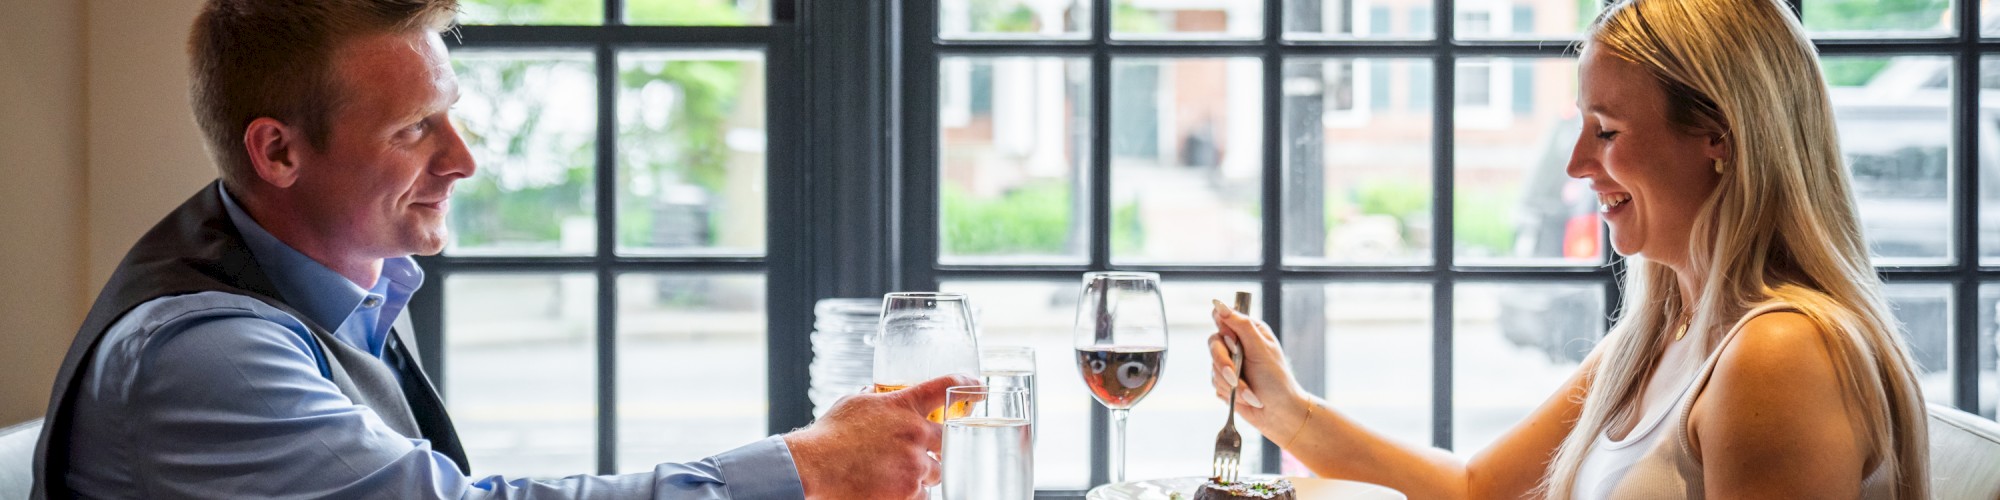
[1191,477,1295,500]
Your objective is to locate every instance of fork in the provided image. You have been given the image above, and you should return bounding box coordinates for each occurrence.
[1210,291,1254,483]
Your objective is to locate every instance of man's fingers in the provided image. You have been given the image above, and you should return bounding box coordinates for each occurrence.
[922,415,945,453]
[892,373,981,415]
[921,454,943,488]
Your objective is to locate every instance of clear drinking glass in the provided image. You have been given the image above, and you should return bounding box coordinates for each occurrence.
[1071,272,1168,484]
[873,292,983,422]
[981,346,1038,441]
[943,386,1035,500]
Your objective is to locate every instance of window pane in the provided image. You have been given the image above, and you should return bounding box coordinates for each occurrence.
[617,52,767,256]
[1285,283,1433,456]
[1452,0,1597,40]
[1980,57,2000,265]
[1111,58,1264,264]
[1284,58,1435,265]
[940,57,1091,264]
[1452,282,1600,452]
[449,52,598,256]
[1126,281,1265,480]
[1886,284,1955,410]
[1974,285,2000,418]
[626,0,770,25]
[940,0,1089,39]
[1286,0,1435,39]
[1453,58,1597,266]
[1825,56,1954,266]
[1111,0,1263,39]
[1803,0,1953,37]
[938,281,1091,489]
[446,273,598,478]
[458,0,603,25]
[616,274,767,472]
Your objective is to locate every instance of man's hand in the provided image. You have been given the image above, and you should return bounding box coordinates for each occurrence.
[784,374,978,500]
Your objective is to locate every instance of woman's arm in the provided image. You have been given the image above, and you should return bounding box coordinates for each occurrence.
[1208,302,1601,500]
[1689,312,1869,498]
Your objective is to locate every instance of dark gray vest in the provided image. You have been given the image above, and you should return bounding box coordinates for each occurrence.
[31,182,469,499]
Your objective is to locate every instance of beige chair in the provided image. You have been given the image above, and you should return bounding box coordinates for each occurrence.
[0,419,40,500]
[1930,404,2000,500]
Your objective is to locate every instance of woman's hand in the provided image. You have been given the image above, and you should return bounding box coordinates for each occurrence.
[1207,299,1314,446]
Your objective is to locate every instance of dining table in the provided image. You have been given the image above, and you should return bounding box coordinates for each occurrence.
[1084,475,1407,499]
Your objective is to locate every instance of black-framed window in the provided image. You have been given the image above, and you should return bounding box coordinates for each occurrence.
[901,0,1996,495]
[414,0,809,478]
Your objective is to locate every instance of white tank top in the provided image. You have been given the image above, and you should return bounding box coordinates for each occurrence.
[1572,302,1895,499]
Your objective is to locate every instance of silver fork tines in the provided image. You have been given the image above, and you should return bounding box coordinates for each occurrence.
[1210,292,1253,484]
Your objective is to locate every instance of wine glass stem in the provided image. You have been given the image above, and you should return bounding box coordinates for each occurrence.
[1110,407,1129,484]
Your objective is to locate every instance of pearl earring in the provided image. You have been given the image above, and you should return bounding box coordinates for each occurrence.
[1713,159,1725,174]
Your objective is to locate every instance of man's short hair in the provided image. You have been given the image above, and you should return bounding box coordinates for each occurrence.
[188,0,459,191]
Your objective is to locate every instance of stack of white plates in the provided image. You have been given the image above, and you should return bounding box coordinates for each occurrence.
[809,298,879,417]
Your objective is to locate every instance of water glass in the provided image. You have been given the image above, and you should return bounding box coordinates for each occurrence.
[942,386,1033,500]
[980,346,1037,434]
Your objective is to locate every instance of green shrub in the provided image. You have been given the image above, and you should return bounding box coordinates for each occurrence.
[1453,190,1517,257]
[1112,199,1143,255]
[1821,58,1889,88]
[1354,179,1428,221]
[942,182,1074,255]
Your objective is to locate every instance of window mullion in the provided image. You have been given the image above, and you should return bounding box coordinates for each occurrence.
[592,41,620,476]
[1953,28,1982,411]
[1086,0,1114,487]
[412,255,448,393]
[1260,0,1296,476]
[1433,0,1459,449]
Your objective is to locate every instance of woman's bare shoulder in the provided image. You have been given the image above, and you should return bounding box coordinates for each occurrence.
[1687,310,1868,492]
[1712,311,1835,382]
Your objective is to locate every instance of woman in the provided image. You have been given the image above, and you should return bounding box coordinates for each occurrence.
[1207,0,1930,497]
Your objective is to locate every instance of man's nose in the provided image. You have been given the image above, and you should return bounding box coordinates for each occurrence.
[434,118,477,179]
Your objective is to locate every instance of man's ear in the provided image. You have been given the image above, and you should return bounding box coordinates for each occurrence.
[243,117,306,189]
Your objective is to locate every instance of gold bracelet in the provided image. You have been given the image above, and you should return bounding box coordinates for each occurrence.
[1284,399,1316,448]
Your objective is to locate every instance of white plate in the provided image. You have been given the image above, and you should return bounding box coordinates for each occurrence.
[1086,476,1404,500]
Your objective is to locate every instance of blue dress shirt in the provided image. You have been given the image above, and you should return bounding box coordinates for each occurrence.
[64,185,806,499]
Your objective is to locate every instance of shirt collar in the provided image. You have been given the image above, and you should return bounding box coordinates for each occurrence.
[217,184,427,333]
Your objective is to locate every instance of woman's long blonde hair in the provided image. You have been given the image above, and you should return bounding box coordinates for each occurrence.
[1539,0,1930,497]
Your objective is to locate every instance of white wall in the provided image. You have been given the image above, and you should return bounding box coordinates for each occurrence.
[0,0,211,424]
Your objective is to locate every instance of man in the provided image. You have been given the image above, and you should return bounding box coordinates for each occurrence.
[32,1,965,498]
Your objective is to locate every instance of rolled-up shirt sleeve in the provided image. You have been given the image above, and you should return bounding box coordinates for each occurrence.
[76,294,804,500]
[684,437,805,498]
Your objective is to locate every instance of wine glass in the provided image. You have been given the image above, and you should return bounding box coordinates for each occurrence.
[873,292,982,422]
[1071,272,1167,485]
